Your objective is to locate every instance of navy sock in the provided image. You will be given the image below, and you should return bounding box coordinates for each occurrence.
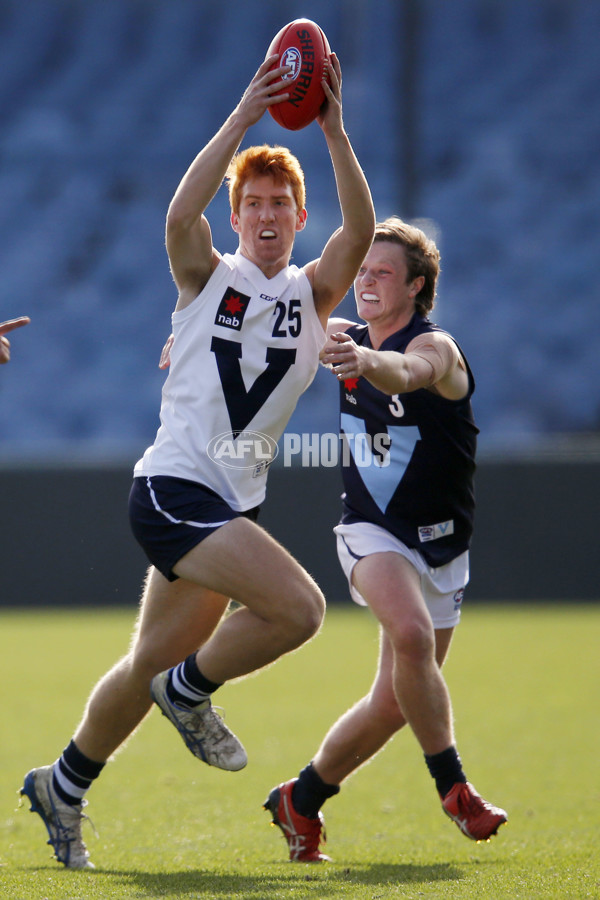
[291,762,340,819]
[424,746,467,798]
[166,653,223,707]
[52,740,105,806]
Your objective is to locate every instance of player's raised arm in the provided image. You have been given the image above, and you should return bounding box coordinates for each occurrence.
[166,56,294,306]
[306,54,375,325]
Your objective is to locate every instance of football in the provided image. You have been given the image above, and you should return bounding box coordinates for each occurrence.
[266,19,331,131]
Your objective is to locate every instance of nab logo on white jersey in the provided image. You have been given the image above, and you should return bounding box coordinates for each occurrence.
[214,287,251,331]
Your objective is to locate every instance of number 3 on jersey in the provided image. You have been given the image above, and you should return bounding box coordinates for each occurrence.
[389,394,404,418]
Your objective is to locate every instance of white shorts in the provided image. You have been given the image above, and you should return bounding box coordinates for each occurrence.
[334,521,469,629]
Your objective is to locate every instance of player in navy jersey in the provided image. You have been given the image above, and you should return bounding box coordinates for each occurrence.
[264,217,507,861]
[0,316,30,364]
[20,52,374,869]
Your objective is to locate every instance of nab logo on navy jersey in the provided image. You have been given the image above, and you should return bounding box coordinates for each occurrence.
[215,287,251,331]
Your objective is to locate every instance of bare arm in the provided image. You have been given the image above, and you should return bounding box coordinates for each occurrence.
[166,56,293,310]
[321,330,469,400]
[304,55,375,326]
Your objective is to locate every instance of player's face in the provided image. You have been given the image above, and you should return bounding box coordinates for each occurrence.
[231,175,307,276]
[354,242,423,330]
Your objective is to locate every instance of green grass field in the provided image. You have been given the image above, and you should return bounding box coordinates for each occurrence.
[1,603,598,899]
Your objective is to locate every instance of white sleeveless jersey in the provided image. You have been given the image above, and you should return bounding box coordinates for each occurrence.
[134,251,326,510]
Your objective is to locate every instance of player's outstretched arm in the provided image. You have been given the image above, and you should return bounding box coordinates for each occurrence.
[166,56,294,299]
[308,54,375,324]
[321,331,469,399]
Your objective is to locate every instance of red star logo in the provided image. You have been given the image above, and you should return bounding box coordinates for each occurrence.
[224,294,245,315]
[344,378,359,391]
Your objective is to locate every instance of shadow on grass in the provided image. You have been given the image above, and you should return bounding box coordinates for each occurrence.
[94,861,463,896]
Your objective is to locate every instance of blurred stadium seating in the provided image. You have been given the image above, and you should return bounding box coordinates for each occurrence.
[1,0,599,460]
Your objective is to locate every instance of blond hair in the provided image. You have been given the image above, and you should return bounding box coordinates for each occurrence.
[374,216,440,315]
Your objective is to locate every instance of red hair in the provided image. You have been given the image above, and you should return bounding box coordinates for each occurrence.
[226,145,306,214]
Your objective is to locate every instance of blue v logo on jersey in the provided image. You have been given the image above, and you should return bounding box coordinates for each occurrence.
[341,413,421,513]
[214,287,251,331]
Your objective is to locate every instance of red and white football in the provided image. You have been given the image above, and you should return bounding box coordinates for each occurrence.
[266,19,331,131]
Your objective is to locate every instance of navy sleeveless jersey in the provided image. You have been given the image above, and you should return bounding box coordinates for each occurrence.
[339,314,478,567]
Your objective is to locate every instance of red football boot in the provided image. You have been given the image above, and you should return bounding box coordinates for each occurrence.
[264,779,330,862]
[442,781,507,841]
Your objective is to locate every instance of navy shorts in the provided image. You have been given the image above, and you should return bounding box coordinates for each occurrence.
[129,475,259,582]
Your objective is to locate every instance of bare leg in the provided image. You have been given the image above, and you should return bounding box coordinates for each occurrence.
[351,552,455,756]
[172,517,325,684]
[314,623,454,785]
[75,517,324,763]
[74,567,229,762]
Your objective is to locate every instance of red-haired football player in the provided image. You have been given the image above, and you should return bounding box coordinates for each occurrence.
[20,50,374,869]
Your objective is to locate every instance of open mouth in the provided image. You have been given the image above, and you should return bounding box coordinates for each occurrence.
[260,230,277,240]
[361,292,379,304]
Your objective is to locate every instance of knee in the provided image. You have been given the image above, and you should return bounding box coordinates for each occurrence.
[389,617,435,664]
[285,579,325,645]
[305,585,326,636]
